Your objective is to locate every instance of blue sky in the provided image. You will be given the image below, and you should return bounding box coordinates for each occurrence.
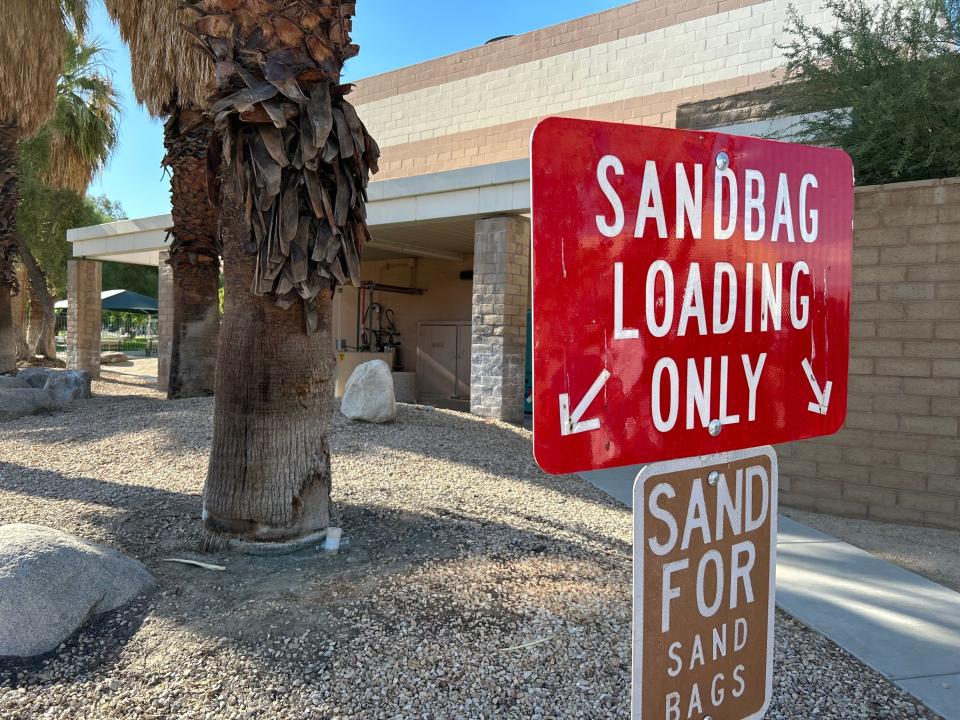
[86,0,624,219]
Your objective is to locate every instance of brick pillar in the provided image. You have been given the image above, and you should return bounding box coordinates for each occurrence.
[157,252,174,393]
[470,216,530,423]
[67,259,101,378]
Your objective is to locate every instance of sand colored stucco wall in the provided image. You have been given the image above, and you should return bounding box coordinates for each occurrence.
[333,257,475,372]
[353,0,835,180]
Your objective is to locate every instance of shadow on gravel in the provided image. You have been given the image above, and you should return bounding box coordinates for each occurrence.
[0,475,629,680]
[331,404,622,508]
[0,397,211,449]
[0,461,204,560]
[0,597,151,681]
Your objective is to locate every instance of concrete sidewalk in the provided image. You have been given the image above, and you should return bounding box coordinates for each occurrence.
[580,465,960,720]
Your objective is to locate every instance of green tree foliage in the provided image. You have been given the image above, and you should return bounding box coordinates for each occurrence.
[102,262,158,298]
[777,0,960,185]
[16,30,156,301]
[19,32,119,194]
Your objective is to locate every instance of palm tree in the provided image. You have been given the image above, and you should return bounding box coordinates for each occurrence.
[16,31,120,360]
[189,0,380,544]
[105,0,220,399]
[0,0,87,373]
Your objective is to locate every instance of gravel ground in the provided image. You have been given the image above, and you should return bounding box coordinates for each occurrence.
[0,377,943,719]
[100,357,159,382]
[783,508,960,593]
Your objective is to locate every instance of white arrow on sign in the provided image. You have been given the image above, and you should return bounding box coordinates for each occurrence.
[559,369,611,436]
[801,358,833,415]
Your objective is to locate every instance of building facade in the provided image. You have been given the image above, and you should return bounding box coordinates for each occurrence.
[71,0,828,421]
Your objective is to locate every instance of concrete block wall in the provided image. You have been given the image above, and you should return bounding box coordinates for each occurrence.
[66,259,101,378]
[157,252,173,393]
[470,217,530,423]
[353,0,841,180]
[778,177,960,530]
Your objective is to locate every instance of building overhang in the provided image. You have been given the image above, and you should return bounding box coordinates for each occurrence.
[67,159,532,265]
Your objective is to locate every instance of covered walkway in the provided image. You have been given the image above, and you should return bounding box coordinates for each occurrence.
[67,160,532,420]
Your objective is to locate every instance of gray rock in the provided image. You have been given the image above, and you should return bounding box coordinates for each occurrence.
[16,368,91,401]
[101,352,128,364]
[340,360,397,424]
[0,376,30,390]
[0,524,155,658]
[0,388,60,420]
[16,367,53,388]
[43,370,92,403]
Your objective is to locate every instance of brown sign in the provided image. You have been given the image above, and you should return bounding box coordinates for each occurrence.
[633,447,777,720]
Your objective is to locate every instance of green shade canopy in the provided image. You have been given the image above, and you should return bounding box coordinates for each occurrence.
[54,289,158,314]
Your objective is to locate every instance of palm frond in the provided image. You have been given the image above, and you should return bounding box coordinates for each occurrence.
[104,0,211,116]
[0,0,69,135]
[29,31,121,194]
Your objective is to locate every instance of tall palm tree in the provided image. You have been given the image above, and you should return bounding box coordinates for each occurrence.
[16,31,120,359]
[105,0,220,399]
[0,0,86,373]
[189,0,379,544]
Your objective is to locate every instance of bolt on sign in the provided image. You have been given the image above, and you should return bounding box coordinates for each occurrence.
[530,118,853,475]
[633,448,778,720]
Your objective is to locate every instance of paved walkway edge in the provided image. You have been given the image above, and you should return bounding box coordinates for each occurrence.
[579,467,960,720]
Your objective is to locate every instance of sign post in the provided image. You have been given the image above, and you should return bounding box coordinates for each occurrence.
[530,118,853,719]
[633,448,778,720]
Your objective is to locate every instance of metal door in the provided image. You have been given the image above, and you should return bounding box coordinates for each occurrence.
[417,323,458,399]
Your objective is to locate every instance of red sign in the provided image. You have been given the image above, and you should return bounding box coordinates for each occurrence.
[531,118,853,475]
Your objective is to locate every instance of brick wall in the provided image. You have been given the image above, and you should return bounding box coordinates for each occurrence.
[354,0,838,180]
[778,177,960,530]
[157,253,173,393]
[470,217,530,423]
[66,259,101,378]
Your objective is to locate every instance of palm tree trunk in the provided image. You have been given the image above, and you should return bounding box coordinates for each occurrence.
[0,121,21,374]
[203,191,334,542]
[15,236,57,359]
[193,0,378,545]
[26,284,43,353]
[10,265,31,362]
[0,291,16,373]
[165,109,220,399]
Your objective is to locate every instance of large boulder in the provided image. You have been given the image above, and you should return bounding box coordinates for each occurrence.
[16,367,54,388]
[16,368,91,401]
[0,388,60,420]
[44,370,92,403]
[341,360,397,423]
[0,376,30,390]
[0,524,155,658]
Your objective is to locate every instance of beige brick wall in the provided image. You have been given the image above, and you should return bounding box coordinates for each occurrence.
[778,177,960,530]
[157,252,173,393]
[354,0,838,180]
[66,259,101,378]
[471,217,531,423]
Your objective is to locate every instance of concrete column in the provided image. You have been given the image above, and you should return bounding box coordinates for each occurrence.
[67,259,101,378]
[157,252,174,393]
[470,216,530,424]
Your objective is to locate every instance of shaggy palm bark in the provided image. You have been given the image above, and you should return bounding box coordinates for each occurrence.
[0,122,21,374]
[164,108,221,399]
[192,0,379,542]
[205,194,335,539]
